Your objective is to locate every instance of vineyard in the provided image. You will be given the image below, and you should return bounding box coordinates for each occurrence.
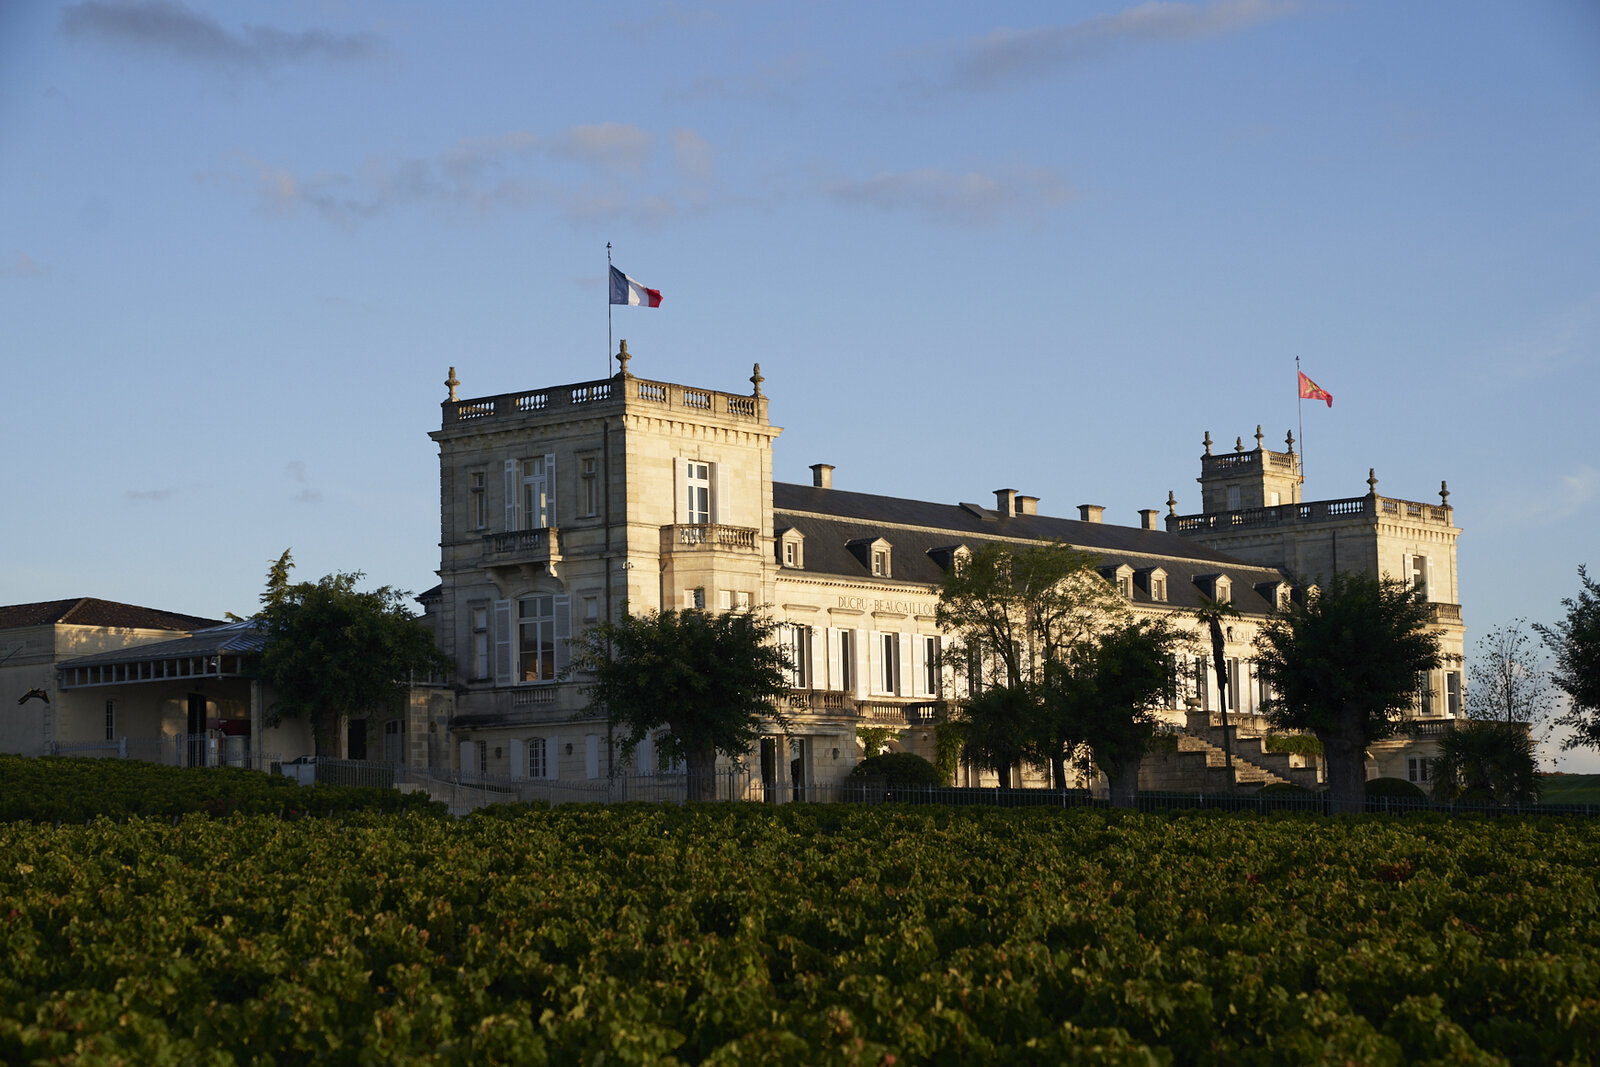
[2,793,1598,1064]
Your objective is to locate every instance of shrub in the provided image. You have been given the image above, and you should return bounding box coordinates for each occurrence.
[1365,776,1428,800]
[848,752,942,786]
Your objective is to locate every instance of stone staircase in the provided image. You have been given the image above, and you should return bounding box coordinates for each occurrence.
[1138,716,1324,793]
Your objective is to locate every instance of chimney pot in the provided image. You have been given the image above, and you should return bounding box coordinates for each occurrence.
[994,488,1018,516]
[1016,495,1039,516]
[1138,508,1159,530]
[1078,504,1105,524]
[810,463,834,489]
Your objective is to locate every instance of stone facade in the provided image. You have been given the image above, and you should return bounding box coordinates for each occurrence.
[423,351,1467,795]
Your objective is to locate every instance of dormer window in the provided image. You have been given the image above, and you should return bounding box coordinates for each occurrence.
[1100,564,1135,599]
[1256,580,1291,611]
[1136,567,1169,603]
[777,527,806,569]
[927,544,971,573]
[1195,573,1232,604]
[847,537,892,578]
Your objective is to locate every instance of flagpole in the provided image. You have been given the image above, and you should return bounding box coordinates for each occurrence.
[1296,355,1305,491]
[604,243,611,379]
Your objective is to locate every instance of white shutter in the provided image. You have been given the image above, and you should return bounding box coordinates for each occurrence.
[509,739,525,781]
[868,631,883,695]
[504,459,519,531]
[493,600,514,685]
[713,462,728,523]
[549,736,560,780]
[911,636,926,697]
[825,628,840,691]
[554,595,571,675]
[544,453,556,527]
[636,736,651,775]
[898,633,913,696]
[674,459,686,525]
[808,627,824,691]
[586,734,600,779]
[459,740,475,775]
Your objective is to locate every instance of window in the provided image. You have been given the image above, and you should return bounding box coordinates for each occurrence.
[1269,491,1281,507]
[1194,657,1209,707]
[881,633,901,694]
[1152,576,1167,602]
[477,740,488,775]
[1227,485,1241,510]
[1410,555,1430,600]
[689,587,706,610]
[838,630,855,692]
[685,461,710,524]
[1407,757,1430,783]
[519,596,558,682]
[384,720,402,764]
[785,541,797,566]
[1415,671,1433,714]
[470,470,487,529]
[471,606,490,680]
[104,700,115,742]
[528,737,549,779]
[1118,574,1133,598]
[923,636,939,696]
[578,456,599,517]
[522,457,553,529]
[780,625,812,688]
[1446,671,1462,717]
[872,550,887,577]
[734,591,751,612]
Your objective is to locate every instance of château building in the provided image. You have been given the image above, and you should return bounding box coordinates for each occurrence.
[421,346,1466,796]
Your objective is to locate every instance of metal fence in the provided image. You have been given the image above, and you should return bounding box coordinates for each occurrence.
[51,736,279,772]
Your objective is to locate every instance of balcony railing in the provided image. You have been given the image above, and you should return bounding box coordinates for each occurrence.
[484,528,560,566]
[444,376,766,427]
[1426,603,1462,624]
[660,524,760,552]
[1172,493,1453,534]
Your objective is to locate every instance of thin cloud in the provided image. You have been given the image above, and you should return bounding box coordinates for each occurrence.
[286,461,323,505]
[1555,465,1600,521]
[60,0,379,70]
[550,124,655,174]
[952,0,1297,90]
[672,129,714,183]
[827,166,1074,226]
[212,125,687,229]
[0,252,46,277]
[124,488,175,503]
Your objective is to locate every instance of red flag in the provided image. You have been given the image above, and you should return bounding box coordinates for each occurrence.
[1298,371,1333,408]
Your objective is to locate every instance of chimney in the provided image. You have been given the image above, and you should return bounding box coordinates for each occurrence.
[810,463,834,489]
[1138,509,1159,530]
[1078,504,1105,524]
[1016,495,1039,515]
[994,489,1018,516]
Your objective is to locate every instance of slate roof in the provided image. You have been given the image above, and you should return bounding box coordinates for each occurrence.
[773,482,1291,615]
[59,620,267,668]
[0,598,223,632]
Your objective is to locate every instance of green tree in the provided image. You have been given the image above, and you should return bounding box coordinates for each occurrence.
[257,551,452,754]
[1044,617,1185,808]
[1466,619,1555,732]
[937,541,1125,786]
[572,608,791,800]
[1429,720,1540,805]
[1253,572,1442,813]
[1535,565,1600,751]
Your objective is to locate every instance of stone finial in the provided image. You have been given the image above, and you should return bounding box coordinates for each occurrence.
[1285,430,1295,454]
[1235,436,1244,453]
[616,339,632,377]
[1440,480,1450,506]
[1202,431,1212,456]
[1367,468,1378,494]
[445,366,459,402]
[750,362,764,397]
[1166,490,1178,516]
[1255,425,1264,449]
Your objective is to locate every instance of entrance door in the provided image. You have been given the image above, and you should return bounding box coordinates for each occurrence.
[760,738,777,803]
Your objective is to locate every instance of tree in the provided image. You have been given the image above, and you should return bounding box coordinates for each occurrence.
[937,541,1126,786]
[1193,594,1240,791]
[1466,619,1555,731]
[1043,617,1185,808]
[1429,720,1540,805]
[1535,565,1600,751]
[257,551,453,754]
[1253,571,1442,813]
[572,608,791,800]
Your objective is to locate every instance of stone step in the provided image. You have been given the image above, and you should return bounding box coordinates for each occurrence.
[1175,732,1291,788]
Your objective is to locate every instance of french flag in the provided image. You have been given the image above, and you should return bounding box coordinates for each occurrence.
[609,266,662,308]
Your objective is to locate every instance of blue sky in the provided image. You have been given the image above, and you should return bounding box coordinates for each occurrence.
[4,2,1598,764]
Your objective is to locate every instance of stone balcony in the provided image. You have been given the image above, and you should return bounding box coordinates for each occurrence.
[1171,493,1454,534]
[659,524,760,553]
[482,528,562,580]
